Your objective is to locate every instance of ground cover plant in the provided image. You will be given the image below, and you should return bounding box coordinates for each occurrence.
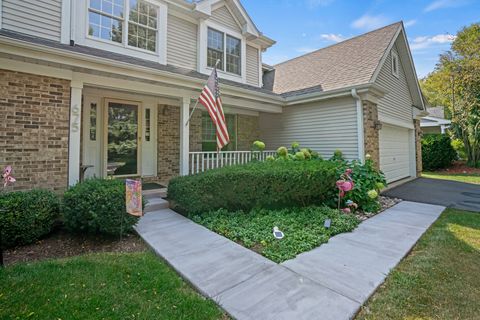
[0,251,225,320]
[191,206,360,263]
[356,208,480,319]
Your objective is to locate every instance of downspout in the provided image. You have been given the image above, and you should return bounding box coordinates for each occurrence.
[351,89,365,163]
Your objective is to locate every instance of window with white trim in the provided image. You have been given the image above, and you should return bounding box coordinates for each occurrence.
[207,27,241,75]
[391,51,399,78]
[202,112,236,151]
[88,0,158,53]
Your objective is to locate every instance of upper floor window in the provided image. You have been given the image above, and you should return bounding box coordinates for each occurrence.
[207,27,241,75]
[391,51,399,78]
[88,0,158,53]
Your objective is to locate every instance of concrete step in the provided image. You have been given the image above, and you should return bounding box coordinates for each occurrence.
[145,197,169,212]
[143,188,167,200]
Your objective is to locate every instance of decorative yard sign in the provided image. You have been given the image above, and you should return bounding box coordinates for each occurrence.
[126,179,143,217]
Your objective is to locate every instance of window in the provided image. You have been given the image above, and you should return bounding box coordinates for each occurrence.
[128,0,157,52]
[207,27,241,75]
[392,51,399,78]
[202,112,236,151]
[90,103,97,141]
[145,108,151,142]
[88,0,158,53]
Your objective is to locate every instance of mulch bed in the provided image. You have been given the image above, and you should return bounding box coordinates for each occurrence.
[3,229,147,266]
[434,161,480,175]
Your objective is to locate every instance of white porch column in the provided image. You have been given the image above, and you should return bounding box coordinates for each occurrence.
[179,97,190,176]
[68,81,83,186]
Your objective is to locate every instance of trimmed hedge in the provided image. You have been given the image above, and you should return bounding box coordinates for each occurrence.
[422,134,457,170]
[63,179,139,236]
[0,189,60,248]
[168,160,337,215]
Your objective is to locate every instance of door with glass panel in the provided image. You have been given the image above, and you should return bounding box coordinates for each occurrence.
[104,100,141,177]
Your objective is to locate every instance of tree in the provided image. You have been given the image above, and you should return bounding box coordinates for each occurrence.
[421,23,480,167]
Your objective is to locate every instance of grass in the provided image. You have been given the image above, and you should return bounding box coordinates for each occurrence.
[422,171,480,184]
[191,206,359,263]
[356,208,480,320]
[0,251,225,320]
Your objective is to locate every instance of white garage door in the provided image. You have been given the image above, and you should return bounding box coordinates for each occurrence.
[379,125,412,183]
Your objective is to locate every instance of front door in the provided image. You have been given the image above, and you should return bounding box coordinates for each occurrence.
[105,100,141,177]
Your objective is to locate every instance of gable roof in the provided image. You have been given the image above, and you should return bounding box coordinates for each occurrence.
[264,22,402,96]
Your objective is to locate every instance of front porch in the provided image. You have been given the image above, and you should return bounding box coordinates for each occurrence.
[77,86,277,185]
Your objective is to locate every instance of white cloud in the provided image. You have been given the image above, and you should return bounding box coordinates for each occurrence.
[424,0,469,12]
[410,34,456,50]
[296,47,318,54]
[319,33,346,43]
[404,19,417,27]
[351,14,390,31]
[306,0,334,8]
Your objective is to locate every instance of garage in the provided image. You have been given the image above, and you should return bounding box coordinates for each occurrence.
[379,124,412,183]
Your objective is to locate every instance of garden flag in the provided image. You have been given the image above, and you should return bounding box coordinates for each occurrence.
[125,179,143,217]
[198,66,230,150]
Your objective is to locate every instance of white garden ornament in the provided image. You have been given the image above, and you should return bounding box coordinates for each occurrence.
[273,226,284,239]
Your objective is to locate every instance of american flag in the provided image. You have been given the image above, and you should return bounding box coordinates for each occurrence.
[198,66,230,150]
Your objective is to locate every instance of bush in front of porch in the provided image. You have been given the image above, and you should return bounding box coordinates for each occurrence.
[168,160,338,215]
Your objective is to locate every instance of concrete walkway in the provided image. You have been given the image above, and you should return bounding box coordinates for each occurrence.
[136,201,445,320]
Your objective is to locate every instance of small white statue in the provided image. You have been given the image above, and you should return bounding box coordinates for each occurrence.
[273,226,284,239]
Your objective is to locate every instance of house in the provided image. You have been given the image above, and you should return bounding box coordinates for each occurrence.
[421,107,451,134]
[0,0,426,191]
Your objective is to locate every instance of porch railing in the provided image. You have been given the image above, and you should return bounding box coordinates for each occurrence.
[189,150,276,175]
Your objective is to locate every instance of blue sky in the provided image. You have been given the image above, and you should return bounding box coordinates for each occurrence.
[240,0,479,78]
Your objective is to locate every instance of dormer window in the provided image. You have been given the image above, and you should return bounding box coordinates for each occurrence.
[392,51,399,78]
[207,27,241,75]
[88,0,158,53]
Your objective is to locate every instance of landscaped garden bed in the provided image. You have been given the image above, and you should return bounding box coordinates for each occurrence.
[169,142,389,263]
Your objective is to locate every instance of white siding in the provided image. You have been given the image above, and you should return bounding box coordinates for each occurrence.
[259,97,359,160]
[246,45,259,87]
[167,14,198,70]
[376,42,414,124]
[210,6,241,32]
[2,0,62,41]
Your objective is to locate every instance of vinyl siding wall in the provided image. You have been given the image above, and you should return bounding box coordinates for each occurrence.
[1,0,62,41]
[246,45,259,86]
[376,43,414,124]
[210,6,241,32]
[167,14,198,70]
[259,97,359,160]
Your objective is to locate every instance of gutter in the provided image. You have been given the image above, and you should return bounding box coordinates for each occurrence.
[351,88,365,163]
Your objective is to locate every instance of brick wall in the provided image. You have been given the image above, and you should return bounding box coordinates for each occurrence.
[363,100,380,168]
[157,105,180,182]
[189,108,202,152]
[0,70,70,191]
[414,119,422,176]
[237,114,260,151]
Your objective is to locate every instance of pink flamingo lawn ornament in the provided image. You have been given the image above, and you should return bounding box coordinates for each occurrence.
[1,165,15,267]
[336,168,354,212]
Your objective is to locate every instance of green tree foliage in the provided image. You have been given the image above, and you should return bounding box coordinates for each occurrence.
[421,23,480,167]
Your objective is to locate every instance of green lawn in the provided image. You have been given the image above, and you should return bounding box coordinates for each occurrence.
[356,209,480,320]
[191,206,359,263]
[423,171,480,184]
[0,251,225,320]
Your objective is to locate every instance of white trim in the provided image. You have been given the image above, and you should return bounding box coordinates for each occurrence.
[199,19,247,83]
[351,89,365,163]
[258,44,263,87]
[179,97,190,175]
[69,81,84,186]
[409,128,417,177]
[61,0,72,44]
[391,50,399,78]
[379,114,415,129]
[0,0,3,30]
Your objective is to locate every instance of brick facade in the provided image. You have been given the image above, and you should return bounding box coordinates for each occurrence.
[0,69,70,191]
[414,119,422,176]
[189,108,202,152]
[363,100,380,168]
[157,105,180,182]
[237,114,260,151]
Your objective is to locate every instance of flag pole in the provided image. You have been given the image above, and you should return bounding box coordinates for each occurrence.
[185,59,221,126]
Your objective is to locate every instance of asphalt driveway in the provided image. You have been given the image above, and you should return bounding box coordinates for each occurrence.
[383,177,480,212]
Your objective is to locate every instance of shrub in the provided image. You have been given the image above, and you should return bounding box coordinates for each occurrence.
[329,158,387,213]
[422,134,457,170]
[168,160,338,215]
[0,189,60,248]
[63,179,139,236]
[451,139,467,160]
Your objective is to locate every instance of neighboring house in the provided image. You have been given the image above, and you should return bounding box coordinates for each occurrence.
[0,0,426,191]
[421,107,451,134]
